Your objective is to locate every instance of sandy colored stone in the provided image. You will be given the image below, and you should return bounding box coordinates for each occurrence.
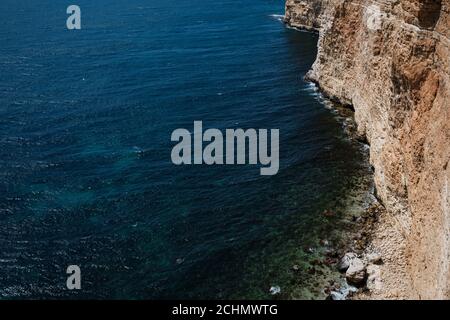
[346,257,367,285]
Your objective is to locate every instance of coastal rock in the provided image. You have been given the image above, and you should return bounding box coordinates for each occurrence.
[326,282,358,300]
[328,291,345,300]
[337,252,357,272]
[366,264,382,291]
[345,257,366,286]
[366,253,382,265]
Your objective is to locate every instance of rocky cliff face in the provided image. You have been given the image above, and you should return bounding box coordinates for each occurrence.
[286,0,450,299]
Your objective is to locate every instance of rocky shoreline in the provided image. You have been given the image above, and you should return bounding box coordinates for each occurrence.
[285,0,450,299]
[306,86,387,300]
[301,49,412,301]
[316,106,404,300]
[324,202,386,300]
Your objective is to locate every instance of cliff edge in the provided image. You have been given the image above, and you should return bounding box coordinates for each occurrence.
[286,0,450,299]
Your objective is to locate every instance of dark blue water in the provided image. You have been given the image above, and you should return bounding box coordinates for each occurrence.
[0,0,370,299]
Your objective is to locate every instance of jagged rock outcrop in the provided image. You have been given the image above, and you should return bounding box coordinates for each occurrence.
[285,0,329,30]
[285,0,449,299]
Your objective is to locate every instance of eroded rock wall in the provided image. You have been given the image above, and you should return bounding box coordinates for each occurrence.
[285,0,450,299]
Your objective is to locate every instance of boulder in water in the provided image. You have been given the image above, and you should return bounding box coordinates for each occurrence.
[345,257,367,286]
[337,252,357,272]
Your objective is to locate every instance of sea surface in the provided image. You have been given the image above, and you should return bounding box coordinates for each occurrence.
[0,0,372,299]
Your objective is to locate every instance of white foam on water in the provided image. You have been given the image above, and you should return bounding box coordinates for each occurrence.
[269,14,285,23]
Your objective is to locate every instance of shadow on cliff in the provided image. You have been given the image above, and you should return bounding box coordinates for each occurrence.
[417,0,442,29]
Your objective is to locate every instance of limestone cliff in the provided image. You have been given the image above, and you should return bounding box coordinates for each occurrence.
[285,0,450,299]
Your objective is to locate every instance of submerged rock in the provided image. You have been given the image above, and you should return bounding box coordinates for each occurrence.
[269,286,281,295]
[322,209,336,218]
[304,247,316,254]
[324,257,337,266]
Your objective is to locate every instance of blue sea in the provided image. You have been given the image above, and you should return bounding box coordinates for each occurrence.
[0,0,372,299]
